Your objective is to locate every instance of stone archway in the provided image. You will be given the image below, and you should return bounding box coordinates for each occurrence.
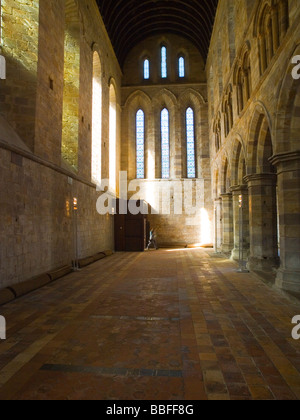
[230,138,250,261]
[219,156,234,254]
[270,46,300,292]
[245,106,279,273]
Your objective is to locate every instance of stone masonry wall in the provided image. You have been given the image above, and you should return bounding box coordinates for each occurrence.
[207,0,300,292]
[1,0,39,151]
[0,0,121,288]
[122,34,213,246]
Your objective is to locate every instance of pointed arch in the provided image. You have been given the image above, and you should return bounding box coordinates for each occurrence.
[220,154,231,194]
[231,136,247,186]
[233,42,252,114]
[178,88,206,106]
[124,90,152,109]
[153,88,178,107]
[254,0,289,75]
[247,103,274,174]
[123,90,153,180]
[274,44,300,153]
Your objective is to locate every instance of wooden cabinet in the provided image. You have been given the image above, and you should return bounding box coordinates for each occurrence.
[114,200,147,252]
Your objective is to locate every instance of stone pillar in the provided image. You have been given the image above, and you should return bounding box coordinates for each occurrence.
[270,152,300,293]
[214,198,222,253]
[220,193,234,254]
[244,173,279,272]
[230,185,250,261]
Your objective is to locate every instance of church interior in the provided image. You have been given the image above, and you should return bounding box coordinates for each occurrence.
[0,0,299,400]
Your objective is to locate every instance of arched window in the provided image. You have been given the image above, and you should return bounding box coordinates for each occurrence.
[92,51,102,185]
[214,115,222,153]
[186,108,196,178]
[255,0,289,75]
[222,85,233,136]
[144,59,150,80]
[161,46,167,79]
[109,83,117,192]
[136,109,145,179]
[161,108,170,179]
[179,56,185,78]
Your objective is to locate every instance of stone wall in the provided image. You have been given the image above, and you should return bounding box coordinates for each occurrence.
[207,0,300,292]
[0,0,121,288]
[121,34,213,246]
[0,146,113,289]
[1,0,39,151]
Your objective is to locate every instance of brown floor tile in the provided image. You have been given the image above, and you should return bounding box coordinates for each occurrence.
[0,249,299,400]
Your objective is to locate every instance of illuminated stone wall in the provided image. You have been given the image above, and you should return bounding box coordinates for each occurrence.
[122,34,213,246]
[207,0,300,292]
[61,0,81,170]
[0,0,122,288]
[0,0,39,150]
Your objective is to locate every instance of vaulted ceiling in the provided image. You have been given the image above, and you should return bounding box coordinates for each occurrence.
[96,0,219,68]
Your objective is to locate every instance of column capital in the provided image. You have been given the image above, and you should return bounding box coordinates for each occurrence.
[230,184,248,194]
[244,173,277,185]
[220,192,233,200]
[269,150,300,167]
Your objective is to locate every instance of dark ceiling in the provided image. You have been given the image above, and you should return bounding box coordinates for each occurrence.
[96,0,219,68]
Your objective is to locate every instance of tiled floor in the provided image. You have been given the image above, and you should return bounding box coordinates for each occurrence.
[0,249,299,400]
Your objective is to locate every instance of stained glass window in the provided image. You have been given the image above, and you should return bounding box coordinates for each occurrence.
[161,46,167,79]
[161,108,170,179]
[186,107,196,178]
[179,56,185,78]
[144,59,149,80]
[136,109,145,179]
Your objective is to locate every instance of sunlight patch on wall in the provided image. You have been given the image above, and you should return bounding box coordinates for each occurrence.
[61,2,80,170]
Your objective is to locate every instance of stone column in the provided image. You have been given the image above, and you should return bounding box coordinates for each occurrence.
[244,173,279,272]
[230,185,250,261]
[214,198,222,253]
[270,152,300,293]
[220,193,234,254]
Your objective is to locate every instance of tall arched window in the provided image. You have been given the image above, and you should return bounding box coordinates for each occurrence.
[109,83,117,192]
[144,59,150,80]
[179,56,185,78]
[92,51,102,185]
[186,107,196,178]
[161,46,167,79]
[255,0,289,75]
[161,108,170,179]
[136,109,145,179]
